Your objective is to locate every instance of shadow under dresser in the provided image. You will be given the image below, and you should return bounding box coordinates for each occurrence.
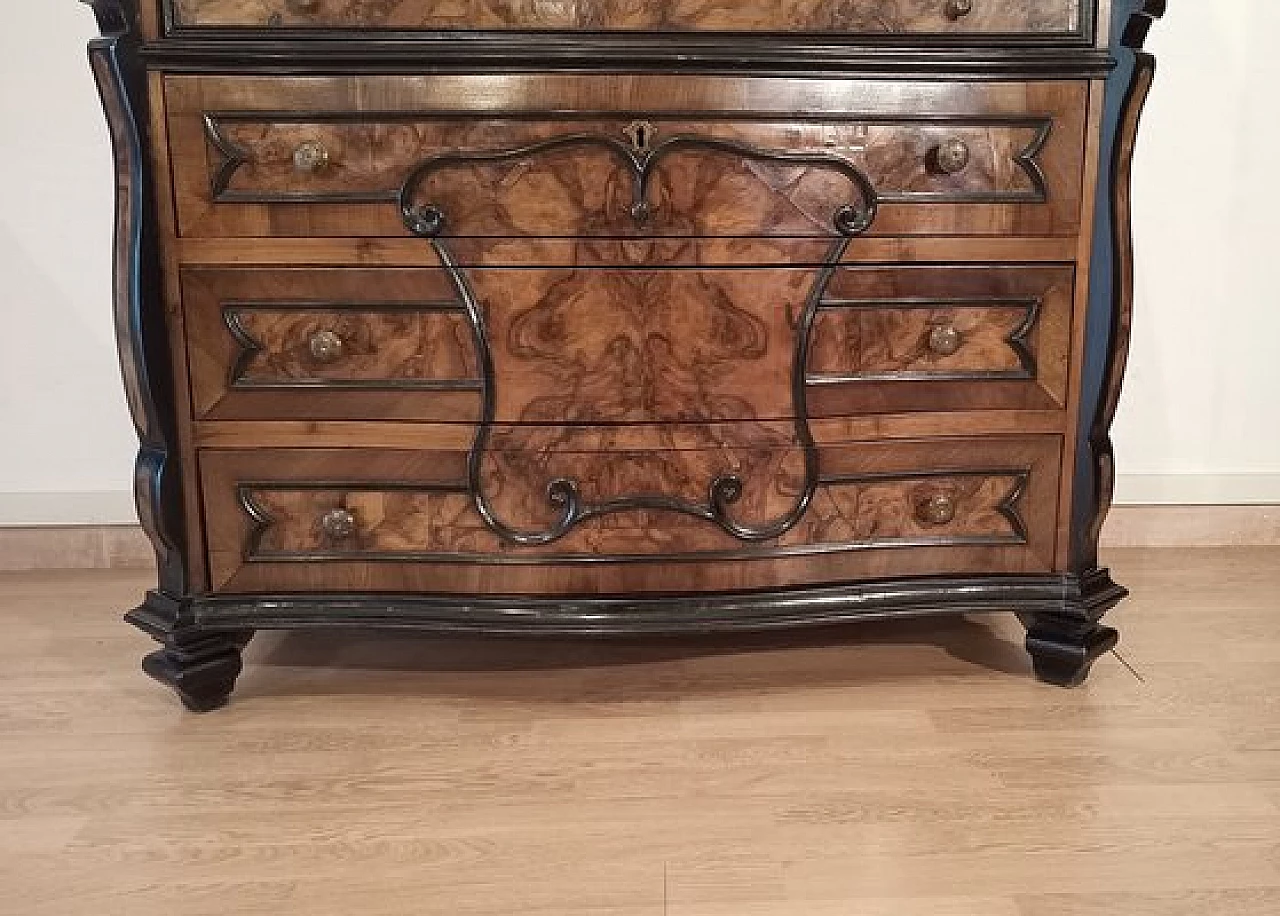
[81,0,1166,709]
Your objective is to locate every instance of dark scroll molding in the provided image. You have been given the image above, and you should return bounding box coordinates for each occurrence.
[1071,0,1165,571]
[84,0,189,606]
[399,133,878,547]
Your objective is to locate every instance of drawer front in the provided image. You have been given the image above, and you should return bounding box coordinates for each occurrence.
[181,263,1070,423]
[202,436,1060,593]
[167,0,1084,37]
[183,268,483,421]
[808,264,1073,414]
[166,76,1086,238]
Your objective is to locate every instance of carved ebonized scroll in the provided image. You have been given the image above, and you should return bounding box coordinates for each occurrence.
[1073,0,1165,572]
[399,133,878,547]
[87,0,186,597]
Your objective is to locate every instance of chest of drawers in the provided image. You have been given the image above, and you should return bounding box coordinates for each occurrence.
[83,0,1165,710]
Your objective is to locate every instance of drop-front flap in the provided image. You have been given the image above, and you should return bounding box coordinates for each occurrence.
[166,0,1087,40]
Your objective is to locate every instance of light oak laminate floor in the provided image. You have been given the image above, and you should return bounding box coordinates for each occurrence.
[0,548,1277,915]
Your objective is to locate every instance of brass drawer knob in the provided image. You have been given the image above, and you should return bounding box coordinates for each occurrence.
[927,324,963,356]
[320,508,357,541]
[292,140,330,174]
[917,494,958,527]
[285,0,323,13]
[307,329,344,364]
[934,137,971,175]
[944,0,974,20]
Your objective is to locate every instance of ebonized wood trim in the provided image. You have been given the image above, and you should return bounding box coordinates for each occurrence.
[1071,0,1164,570]
[138,39,1116,79]
[85,0,189,607]
[190,570,1126,637]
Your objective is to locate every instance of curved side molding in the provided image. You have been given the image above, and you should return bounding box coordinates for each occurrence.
[1072,0,1165,571]
[84,0,190,603]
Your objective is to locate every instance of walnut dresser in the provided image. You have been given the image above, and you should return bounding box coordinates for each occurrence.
[82,0,1165,710]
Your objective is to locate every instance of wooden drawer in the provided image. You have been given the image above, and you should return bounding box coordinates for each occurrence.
[200,435,1061,594]
[181,262,1071,423]
[166,0,1086,38]
[182,267,482,421]
[166,75,1086,238]
[809,263,1073,413]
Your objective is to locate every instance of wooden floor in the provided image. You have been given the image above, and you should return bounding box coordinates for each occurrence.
[1,548,1277,915]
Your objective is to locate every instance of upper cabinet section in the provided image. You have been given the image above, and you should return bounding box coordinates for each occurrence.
[164,0,1089,40]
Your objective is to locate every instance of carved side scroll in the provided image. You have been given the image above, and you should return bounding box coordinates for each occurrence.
[1073,0,1165,570]
[84,0,189,601]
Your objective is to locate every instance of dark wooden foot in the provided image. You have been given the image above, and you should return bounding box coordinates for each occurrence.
[126,590,251,711]
[1019,568,1126,688]
[1024,615,1120,687]
[140,634,245,712]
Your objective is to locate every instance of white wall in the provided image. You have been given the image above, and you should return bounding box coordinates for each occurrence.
[0,5,139,524]
[0,4,1276,525]
[1117,2,1280,503]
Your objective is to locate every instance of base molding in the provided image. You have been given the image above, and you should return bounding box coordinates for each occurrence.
[188,571,1125,636]
[128,571,1128,707]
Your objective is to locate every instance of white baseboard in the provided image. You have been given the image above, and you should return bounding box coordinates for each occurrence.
[1113,473,1280,506]
[0,491,139,526]
[1,474,1279,527]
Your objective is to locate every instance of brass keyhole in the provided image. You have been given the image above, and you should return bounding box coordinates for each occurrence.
[624,120,658,154]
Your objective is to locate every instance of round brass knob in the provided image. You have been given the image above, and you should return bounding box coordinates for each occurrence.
[320,508,357,541]
[944,0,974,20]
[307,329,344,364]
[934,137,971,175]
[927,324,963,357]
[285,0,322,13]
[917,494,958,527]
[292,140,330,174]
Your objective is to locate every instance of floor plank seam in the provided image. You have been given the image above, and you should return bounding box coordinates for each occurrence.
[1112,648,1146,684]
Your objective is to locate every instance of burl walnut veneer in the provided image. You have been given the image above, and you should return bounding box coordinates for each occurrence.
[82,0,1164,709]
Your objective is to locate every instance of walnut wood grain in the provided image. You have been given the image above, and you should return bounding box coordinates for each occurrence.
[472,266,802,424]
[201,436,1060,593]
[182,268,483,421]
[224,308,475,385]
[168,0,1081,34]
[1055,78,1108,569]
[809,264,1073,413]
[165,76,1085,238]
[174,235,1082,267]
[204,116,1039,236]
[182,261,1071,424]
[189,411,1070,450]
[146,70,210,591]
